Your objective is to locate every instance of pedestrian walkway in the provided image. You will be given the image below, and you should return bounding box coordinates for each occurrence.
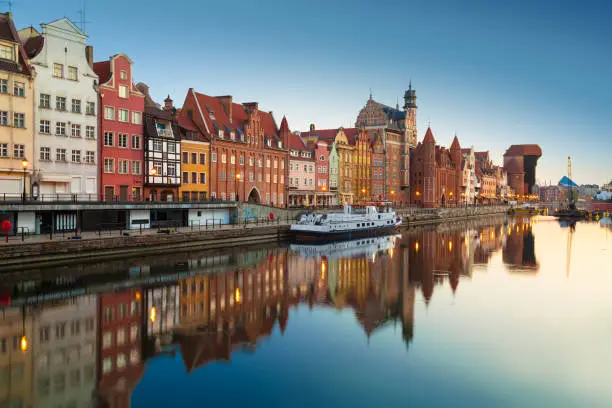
[2,220,291,246]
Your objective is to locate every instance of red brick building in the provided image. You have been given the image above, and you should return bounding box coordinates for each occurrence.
[94,54,145,201]
[96,288,144,407]
[503,144,542,198]
[371,133,385,201]
[410,128,461,207]
[181,89,288,206]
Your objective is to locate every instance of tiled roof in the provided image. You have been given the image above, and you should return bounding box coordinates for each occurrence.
[178,113,208,143]
[423,127,435,143]
[93,61,111,84]
[450,135,461,150]
[461,148,472,155]
[288,131,307,151]
[504,144,542,157]
[0,13,32,76]
[22,35,44,59]
[191,90,279,140]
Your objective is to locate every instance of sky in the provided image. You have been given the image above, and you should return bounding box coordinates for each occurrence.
[8,0,612,185]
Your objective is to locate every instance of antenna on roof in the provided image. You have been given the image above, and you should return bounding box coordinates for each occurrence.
[75,0,92,33]
[1,1,15,12]
[369,88,372,100]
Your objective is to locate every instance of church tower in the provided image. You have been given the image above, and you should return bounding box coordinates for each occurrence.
[403,82,418,148]
[423,127,436,208]
[450,135,462,206]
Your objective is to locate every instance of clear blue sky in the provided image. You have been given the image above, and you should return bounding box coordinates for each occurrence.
[10,0,612,185]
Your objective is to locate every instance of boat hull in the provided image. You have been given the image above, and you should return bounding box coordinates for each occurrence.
[290,225,400,243]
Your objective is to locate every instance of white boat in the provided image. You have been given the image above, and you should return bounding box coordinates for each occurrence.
[290,234,401,259]
[290,204,402,242]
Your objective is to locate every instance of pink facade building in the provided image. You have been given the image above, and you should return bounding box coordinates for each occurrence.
[94,54,145,201]
[287,125,316,207]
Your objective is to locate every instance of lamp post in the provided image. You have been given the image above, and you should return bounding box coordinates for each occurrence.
[21,159,28,202]
[361,187,366,202]
[320,186,327,207]
[235,173,241,201]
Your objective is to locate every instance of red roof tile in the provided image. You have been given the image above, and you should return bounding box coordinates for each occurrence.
[22,35,44,59]
[423,127,435,143]
[93,61,111,84]
[288,132,308,151]
[504,144,542,157]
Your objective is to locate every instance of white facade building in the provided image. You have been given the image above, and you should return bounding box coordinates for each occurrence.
[20,18,99,199]
[32,295,97,408]
[462,146,476,205]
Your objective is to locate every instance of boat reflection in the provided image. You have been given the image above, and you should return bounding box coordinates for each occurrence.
[0,214,544,406]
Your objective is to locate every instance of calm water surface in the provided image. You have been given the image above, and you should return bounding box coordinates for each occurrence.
[1,216,611,408]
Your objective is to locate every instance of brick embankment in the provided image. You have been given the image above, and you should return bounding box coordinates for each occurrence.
[399,205,509,226]
[0,225,290,271]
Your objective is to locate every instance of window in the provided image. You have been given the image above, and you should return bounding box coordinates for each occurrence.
[230,155,235,165]
[200,173,206,184]
[71,99,81,113]
[130,349,139,365]
[56,96,66,111]
[131,161,141,175]
[182,171,189,183]
[0,143,8,157]
[182,152,188,163]
[266,159,271,168]
[86,126,95,139]
[53,63,63,78]
[266,173,270,183]
[104,158,114,173]
[118,133,128,148]
[258,173,262,182]
[39,120,50,134]
[221,154,227,164]
[167,142,176,153]
[249,172,254,182]
[117,328,127,346]
[67,66,78,81]
[13,113,25,128]
[56,148,66,162]
[132,111,142,124]
[13,144,24,158]
[120,70,127,80]
[130,324,138,342]
[71,150,81,163]
[119,85,128,98]
[273,174,277,183]
[40,147,50,161]
[153,140,163,151]
[118,109,129,122]
[104,106,114,120]
[191,172,197,184]
[211,152,217,162]
[153,161,162,175]
[167,162,176,176]
[70,320,80,336]
[131,135,141,149]
[249,157,254,166]
[0,79,7,95]
[118,160,128,174]
[274,159,278,169]
[200,153,206,165]
[55,322,66,339]
[85,101,95,115]
[0,111,7,126]
[104,132,113,146]
[85,151,95,164]
[71,124,81,138]
[280,175,284,184]
[13,81,25,97]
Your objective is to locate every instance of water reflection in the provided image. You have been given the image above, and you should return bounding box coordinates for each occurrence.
[0,214,554,407]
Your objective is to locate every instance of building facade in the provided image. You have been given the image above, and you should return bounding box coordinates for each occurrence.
[19,18,99,199]
[182,90,287,206]
[141,95,182,201]
[0,12,35,199]
[94,53,145,201]
[178,113,209,201]
[353,125,372,201]
[287,128,315,207]
[310,139,333,206]
[503,144,542,198]
[371,133,385,201]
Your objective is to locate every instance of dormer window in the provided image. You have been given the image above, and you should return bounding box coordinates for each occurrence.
[278,141,282,148]
[218,130,224,139]
[230,131,235,140]
[266,139,271,147]
[209,109,215,120]
[0,44,14,61]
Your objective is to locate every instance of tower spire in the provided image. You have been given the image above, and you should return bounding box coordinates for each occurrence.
[369,88,372,100]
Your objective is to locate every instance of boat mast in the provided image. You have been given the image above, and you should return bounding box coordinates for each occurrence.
[567,156,573,207]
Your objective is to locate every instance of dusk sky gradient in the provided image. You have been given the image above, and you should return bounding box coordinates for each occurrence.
[9,0,612,185]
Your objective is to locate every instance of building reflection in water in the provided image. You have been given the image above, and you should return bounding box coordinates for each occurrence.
[0,214,542,405]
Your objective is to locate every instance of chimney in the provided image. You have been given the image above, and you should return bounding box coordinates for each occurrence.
[85,45,94,68]
[242,102,258,115]
[309,123,315,132]
[164,95,173,111]
[216,95,233,123]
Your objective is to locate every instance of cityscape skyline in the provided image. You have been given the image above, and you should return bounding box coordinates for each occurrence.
[10,0,611,186]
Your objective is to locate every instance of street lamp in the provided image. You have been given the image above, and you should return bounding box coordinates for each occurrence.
[21,159,28,202]
[150,167,157,176]
[235,173,241,201]
[361,187,366,201]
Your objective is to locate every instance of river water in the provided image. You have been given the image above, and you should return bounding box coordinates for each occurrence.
[0,215,611,408]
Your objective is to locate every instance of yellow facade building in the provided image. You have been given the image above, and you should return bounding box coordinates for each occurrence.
[334,128,355,204]
[0,13,35,200]
[178,114,210,201]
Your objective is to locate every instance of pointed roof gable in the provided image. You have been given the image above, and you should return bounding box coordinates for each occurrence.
[423,127,435,143]
[42,17,86,38]
[450,135,461,150]
[279,116,290,135]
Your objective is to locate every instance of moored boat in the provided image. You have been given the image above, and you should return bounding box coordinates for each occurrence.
[290,204,402,242]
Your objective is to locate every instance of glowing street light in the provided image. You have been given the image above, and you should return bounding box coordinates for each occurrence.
[21,159,28,202]
[20,335,27,352]
[235,288,241,304]
[149,306,157,323]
